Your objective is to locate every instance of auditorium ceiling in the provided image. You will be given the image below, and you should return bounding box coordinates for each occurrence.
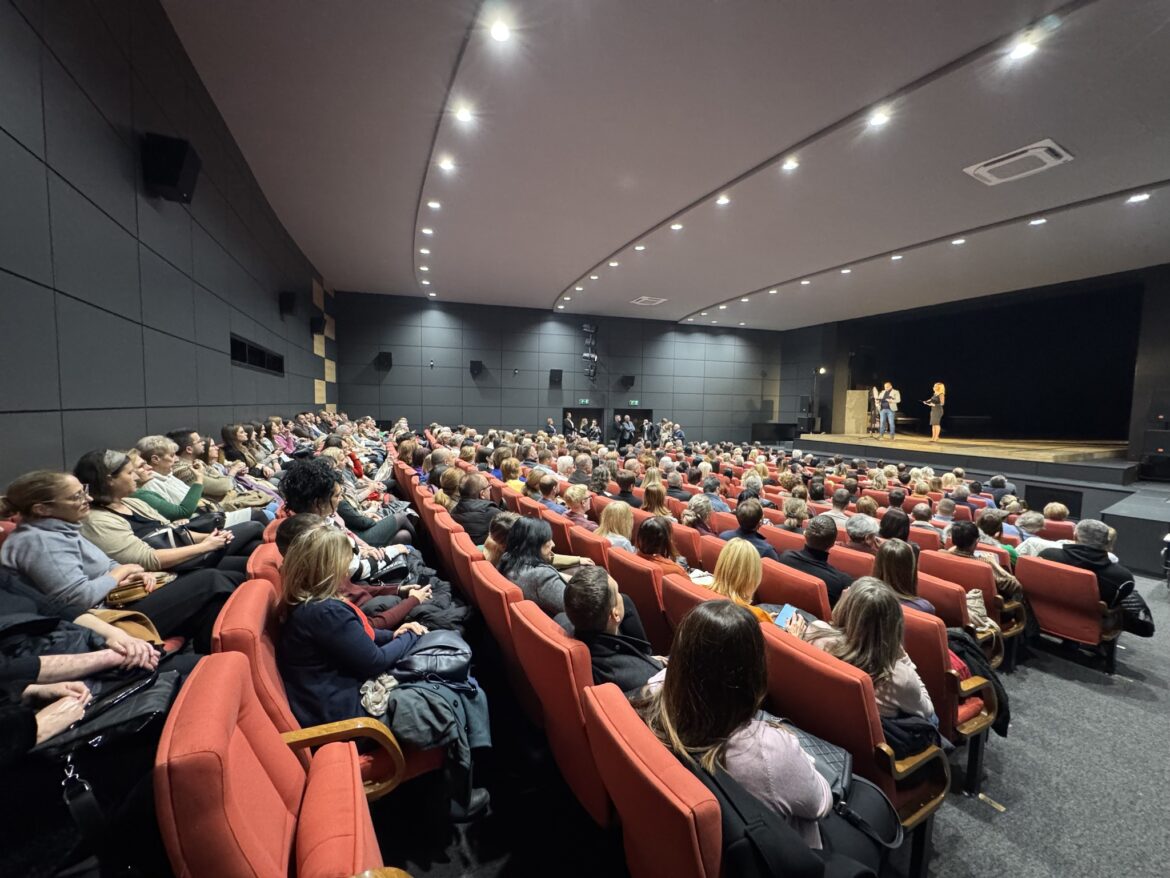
[165,0,1170,330]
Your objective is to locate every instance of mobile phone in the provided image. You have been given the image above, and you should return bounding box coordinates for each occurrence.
[773,604,798,628]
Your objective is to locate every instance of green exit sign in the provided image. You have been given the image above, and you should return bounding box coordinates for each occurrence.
[628,400,640,406]
[578,398,590,405]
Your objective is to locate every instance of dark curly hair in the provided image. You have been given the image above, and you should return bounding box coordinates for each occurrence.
[279,458,342,513]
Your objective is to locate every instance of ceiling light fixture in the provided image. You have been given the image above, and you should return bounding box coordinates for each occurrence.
[437,156,455,172]
[1029,217,1047,225]
[700,311,708,316]
[840,268,852,274]
[489,20,510,41]
[1007,37,1037,60]
[634,244,646,251]
[557,304,565,309]
[951,238,966,245]
[575,286,584,291]
[428,291,437,297]
[891,254,903,261]
[686,318,694,322]
[670,223,684,231]
[590,275,599,280]
[454,105,473,123]
[421,227,434,236]
[868,108,890,128]
[718,304,728,310]
[419,266,429,272]
[768,289,778,294]
[739,322,745,326]
[1127,192,1151,204]
[716,194,731,206]
[711,320,718,324]
[740,297,750,303]
[427,200,441,210]
[419,248,430,255]
[420,279,430,285]
[800,279,810,285]
[781,157,799,171]
[563,296,571,301]
[608,261,619,267]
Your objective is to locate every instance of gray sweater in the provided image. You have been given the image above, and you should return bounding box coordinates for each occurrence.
[0,518,118,614]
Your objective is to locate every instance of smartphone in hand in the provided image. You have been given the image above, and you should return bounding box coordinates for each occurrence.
[773,604,799,628]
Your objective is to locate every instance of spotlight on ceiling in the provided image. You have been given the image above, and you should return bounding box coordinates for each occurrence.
[454,105,474,123]
[563,296,571,301]
[718,304,727,310]
[419,248,430,255]
[890,254,903,260]
[740,297,750,303]
[1127,192,1151,204]
[768,289,778,294]
[800,279,811,285]
[557,304,565,310]
[840,268,852,274]
[716,194,731,206]
[781,157,799,171]
[951,238,966,245]
[1008,38,1037,60]
[419,266,429,272]
[437,156,455,172]
[489,20,510,41]
[634,244,646,251]
[867,108,890,128]
[428,291,437,297]
[1029,217,1047,225]
[608,261,619,267]
[590,275,599,280]
[420,279,431,285]
[575,286,584,291]
[427,200,441,210]
[670,223,684,231]
[421,227,434,236]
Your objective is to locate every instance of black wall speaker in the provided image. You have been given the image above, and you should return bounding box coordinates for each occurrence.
[141,133,201,204]
[278,291,296,317]
[549,369,563,386]
[470,360,484,377]
[620,374,636,389]
[374,351,393,371]
[1139,455,1170,482]
[309,316,326,335]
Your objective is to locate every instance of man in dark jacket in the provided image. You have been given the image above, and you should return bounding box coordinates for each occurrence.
[778,515,854,607]
[1039,519,1134,605]
[666,472,691,503]
[614,469,643,509]
[564,567,663,694]
[563,412,576,437]
[619,416,636,447]
[450,473,501,545]
[717,499,780,562]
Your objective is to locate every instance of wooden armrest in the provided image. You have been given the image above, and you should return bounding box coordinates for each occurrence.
[876,741,948,781]
[1002,599,1023,612]
[958,674,992,696]
[282,717,406,801]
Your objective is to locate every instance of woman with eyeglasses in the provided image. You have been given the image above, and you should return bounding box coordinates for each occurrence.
[1,470,241,653]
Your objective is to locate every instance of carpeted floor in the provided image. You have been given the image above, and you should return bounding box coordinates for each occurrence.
[375,575,1169,878]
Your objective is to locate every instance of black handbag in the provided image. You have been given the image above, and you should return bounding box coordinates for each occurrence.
[395,630,472,686]
[140,525,193,550]
[184,511,226,533]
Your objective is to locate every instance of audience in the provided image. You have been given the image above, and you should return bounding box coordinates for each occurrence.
[563,484,597,532]
[641,483,675,520]
[844,514,880,555]
[614,470,643,508]
[1039,520,1134,608]
[680,493,715,536]
[781,497,809,532]
[596,501,636,553]
[946,521,1023,599]
[451,473,502,545]
[702,476,731,512]
[873,539,934,614]
[778,515,854,607]
[826,488,852,525]
[717,499,779,562]
[708,538,772,624]
[635,517,689,577]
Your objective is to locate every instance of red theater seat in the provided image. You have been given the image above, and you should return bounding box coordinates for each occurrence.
[246,541,283,590]
[469,560,542,725]
[661,572,719,629]
[568,525,612,569]
[606,548,672,653]
[828,544,875,579]
[757,558,832,620]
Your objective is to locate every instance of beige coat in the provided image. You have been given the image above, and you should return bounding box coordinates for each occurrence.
[81,499,172,571]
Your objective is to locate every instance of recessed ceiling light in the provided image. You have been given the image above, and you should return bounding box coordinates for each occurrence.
[454,105,473,123]
[563,296,571,301]
[1028,217,1047,225]
[840,268,852,274]
[419,266,429,272]
[781,157,799,172]
[420,279,430,285]
[768,289,778,294]
[634,244,646,251]
[557,304,565,310]
[800,279,810,285]
[718,304,728,310]
[1008,38,1037,60]
[575,286,584,291]
[740,297,750,303]
[670,223,684,231]
[428,291,437,297]
[427,200,441,210]
[686,318,694,322]
[437,156,455,172]
[419,248,430,255]
[421,227,434,236]
[490,20,510,41]
[710,320,718,324]
[1127,192,1151,204]
[700,311,708,316]
[608,261,619,267]
[890,254,903,261]
[590,275,599,280]
[951,238,966,245]
[868,108,890,128]
[739,322,745,326]
[716,194,731,206]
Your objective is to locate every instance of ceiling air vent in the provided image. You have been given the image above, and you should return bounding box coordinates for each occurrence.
[963,138,1073,186]
[630,296,667,306]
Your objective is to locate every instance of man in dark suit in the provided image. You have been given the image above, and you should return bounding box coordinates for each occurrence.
[665,472,691,503]
[563,412,576,437]
[778,515,854,608]
[563,567,663,693]
[717,499,779,562]
[614,469,642,508]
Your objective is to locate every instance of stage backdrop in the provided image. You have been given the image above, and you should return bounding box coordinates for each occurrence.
[838,279,1143,441]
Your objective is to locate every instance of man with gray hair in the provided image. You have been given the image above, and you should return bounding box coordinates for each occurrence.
[666,471,690,502]
[844,514,881,555]
[569,454,593,486]
[659,456,676,474]
[910,503,942,536]
[556,455,576,480]
[1040,520,1136,608]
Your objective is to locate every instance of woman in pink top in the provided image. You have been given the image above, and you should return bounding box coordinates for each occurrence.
[639,601,832,848]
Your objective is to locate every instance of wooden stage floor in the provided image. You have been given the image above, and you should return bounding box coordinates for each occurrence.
[803,433,1129,464]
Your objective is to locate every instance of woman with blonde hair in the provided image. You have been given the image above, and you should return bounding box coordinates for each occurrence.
[641,483,676,520]
[500,458,525,493]
[781,497,808,532]
[596,500,635,553]
[710,538,772,624]
[789,577,934,720]
[563,484,597,532]
[680,493,714,536]
[641,467,663,490]
[925,382,946,442]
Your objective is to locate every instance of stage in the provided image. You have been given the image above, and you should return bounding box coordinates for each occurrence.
[794,432,1138,488]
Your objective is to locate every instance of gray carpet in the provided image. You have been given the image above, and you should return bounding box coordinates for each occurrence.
[921,574,1169,878]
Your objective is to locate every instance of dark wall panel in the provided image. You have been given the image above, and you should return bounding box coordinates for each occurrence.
[0,0,322,485]
[334,293,783,443]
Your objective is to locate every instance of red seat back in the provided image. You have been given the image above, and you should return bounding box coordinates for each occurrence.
[591,493,612,522]
[582,685,721,878]
[905,495,933,513]
[469,560,542,725]
[828,545,874,579]
[862,489,889,507]
[449,531,482,603]
[918,551,1000,623]
[666,497,687,521]
[671,523,702,570]
[900,607,960,741]
[661,572,719,629]
[1016,556,1110,645]
[1038,519,1075,541]
[698,534,724,575]
[246,542,283,589]
[952,505,972,522]
[915,572,970,629]
[760,524,805,556]
[431,510,464,580]
[709,511,738,534]
[540,508,574,555]
[568,526,611,570]
[517,496,544,519]
[606,549,672,653]
[509,601,611,825]
[262,518,280,543]
[906,527,941,552]
[757,558,831,620]
[501,488,522,513]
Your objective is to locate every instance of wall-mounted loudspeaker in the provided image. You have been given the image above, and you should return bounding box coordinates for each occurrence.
[470,360,484,377]
[309,316,326,335]
[620,374,636,389]
[549,369,563,386]
[141,133,201,204]
[278,292,296,317]
[374,352,393,371]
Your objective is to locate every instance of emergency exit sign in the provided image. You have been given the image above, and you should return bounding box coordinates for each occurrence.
[628,400,639,406]
[578,398,590,405]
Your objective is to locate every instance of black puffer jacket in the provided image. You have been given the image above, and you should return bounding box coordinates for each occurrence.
[451,498,502,546]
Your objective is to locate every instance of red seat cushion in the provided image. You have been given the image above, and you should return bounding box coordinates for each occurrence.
[297,741,384,878]
[955,697,985,726]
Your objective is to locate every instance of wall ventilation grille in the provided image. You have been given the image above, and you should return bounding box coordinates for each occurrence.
[963,138,1074,186]
[630,296,668,306]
